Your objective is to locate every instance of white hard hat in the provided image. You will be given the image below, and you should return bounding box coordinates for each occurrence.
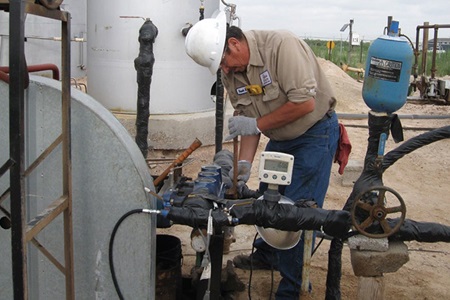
[255,195,303,250]
[185,11,227,75]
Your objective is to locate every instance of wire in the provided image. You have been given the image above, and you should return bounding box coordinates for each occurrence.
[399,33,415,52]
[194,210,214,300]
[109,209,151,300]
[247,233,258,300]
[269,250,275,300]
[311,236,324,257]
[203,209,214,300]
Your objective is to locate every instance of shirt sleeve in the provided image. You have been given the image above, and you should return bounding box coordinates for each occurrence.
[275,36,318,103]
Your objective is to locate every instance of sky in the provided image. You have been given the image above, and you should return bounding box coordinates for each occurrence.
[220,0,450,41]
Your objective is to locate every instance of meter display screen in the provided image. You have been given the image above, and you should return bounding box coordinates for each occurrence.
[264,160,289,173]
[258,151,294,186]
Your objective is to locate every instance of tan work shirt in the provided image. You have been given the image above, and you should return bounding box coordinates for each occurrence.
[223,30,337,141]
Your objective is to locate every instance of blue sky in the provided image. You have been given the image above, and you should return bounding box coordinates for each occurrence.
[221,1,450,41]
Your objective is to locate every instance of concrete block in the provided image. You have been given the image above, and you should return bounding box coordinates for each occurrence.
[350,241,409,277]
[348,235,389,252]
[342,159,364,187]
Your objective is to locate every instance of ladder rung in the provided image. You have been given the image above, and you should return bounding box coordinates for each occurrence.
[26,195,69,242]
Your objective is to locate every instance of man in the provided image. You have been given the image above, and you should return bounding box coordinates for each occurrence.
[186,13,339,299]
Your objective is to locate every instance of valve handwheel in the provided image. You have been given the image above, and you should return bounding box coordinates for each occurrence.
[351,185,406,238]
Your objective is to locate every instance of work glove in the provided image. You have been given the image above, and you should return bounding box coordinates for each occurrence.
[227,181,257,199]
[229,160,252,183]
[225,116,260,141]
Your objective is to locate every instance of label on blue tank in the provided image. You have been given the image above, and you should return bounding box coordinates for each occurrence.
[367,56,402,82]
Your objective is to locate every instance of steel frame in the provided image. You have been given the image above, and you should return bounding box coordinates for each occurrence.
[0,1,74,299]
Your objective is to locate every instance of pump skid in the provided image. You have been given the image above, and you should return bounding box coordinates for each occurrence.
[409,23,450,105]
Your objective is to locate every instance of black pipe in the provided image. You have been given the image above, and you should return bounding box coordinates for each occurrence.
[214,21,229,154]
[215,72,224,154]
[9,1,27,297]
[326,112,394,299]
[382,125,450,172]
[134,19,158,158]
[325,112,450,299]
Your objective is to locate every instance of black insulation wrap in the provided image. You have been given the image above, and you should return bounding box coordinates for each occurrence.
[389,219,450,243]
[166,197,352,239]
[382,125,450,172]
[325,117,450,299]
[215,69,224,154]
[134,19,158,158]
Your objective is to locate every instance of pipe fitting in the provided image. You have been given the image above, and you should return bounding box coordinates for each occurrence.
[181,23,193,37]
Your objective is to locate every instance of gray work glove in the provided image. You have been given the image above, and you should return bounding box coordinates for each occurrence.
[229,160,252,183]
[225,116,260,141]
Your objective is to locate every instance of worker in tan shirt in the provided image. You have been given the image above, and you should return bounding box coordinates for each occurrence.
[186,12,339,299]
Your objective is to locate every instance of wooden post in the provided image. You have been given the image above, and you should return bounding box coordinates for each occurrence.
[357,276,385,300]
[300,230,314,295]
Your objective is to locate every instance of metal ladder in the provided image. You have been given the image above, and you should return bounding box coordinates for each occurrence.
[0,1,74,298]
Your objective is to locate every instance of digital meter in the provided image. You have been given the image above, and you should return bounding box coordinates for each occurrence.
[258,151,294,186]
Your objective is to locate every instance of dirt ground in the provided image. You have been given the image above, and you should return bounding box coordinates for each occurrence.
[153,59,450,299]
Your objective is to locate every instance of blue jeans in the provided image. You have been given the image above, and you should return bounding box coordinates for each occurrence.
[255,111,339,299]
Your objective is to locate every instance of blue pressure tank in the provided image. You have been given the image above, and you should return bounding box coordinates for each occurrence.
[362,21,414,113]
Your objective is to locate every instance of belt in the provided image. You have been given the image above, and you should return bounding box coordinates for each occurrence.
[319,109,334,122]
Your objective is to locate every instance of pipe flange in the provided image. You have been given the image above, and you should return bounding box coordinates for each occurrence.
[351,185,406,238]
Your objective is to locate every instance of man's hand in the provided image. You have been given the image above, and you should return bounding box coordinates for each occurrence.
[225,116,260,141]
[228,160,252,198]
[229,160,252,183]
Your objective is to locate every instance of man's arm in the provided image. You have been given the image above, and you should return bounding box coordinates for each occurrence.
[238,134,260,162]
[256,98,315,132]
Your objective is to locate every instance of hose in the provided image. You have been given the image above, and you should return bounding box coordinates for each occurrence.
[109,209,153,300]
[382,125,450,171]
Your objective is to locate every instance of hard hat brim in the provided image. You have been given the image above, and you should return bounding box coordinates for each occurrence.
[185,11,227,75]
[208,11,227,75]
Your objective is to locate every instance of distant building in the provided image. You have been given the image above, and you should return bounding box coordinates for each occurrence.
[428,38,450,52]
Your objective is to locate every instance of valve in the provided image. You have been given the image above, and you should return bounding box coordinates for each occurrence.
[351,185,406,238]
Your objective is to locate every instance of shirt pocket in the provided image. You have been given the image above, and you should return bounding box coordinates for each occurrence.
[262,84,280,102]
[235,95,253,115]
[235,95,252,106]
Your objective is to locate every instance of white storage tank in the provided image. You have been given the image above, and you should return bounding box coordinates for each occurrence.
[87,0,223,150]
[87,0,219,114]
[1,1,224,150]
